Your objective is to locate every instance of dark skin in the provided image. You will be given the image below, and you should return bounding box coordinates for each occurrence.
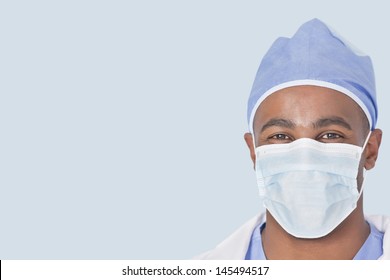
[244,85,383,260]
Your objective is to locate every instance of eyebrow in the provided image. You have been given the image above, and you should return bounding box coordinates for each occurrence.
[260,118,296,132]
[313,116,352,130]
[259,116,352,132]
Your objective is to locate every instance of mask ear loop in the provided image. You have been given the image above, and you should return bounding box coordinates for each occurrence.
[252,133,257,162]
[358,131,372,196]
[252,134,267,199]
[362,131,372,151]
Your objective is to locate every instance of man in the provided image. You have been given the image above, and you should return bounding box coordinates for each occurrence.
[196,19,390,259]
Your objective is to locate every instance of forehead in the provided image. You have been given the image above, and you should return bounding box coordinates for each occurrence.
[253,85,367,133]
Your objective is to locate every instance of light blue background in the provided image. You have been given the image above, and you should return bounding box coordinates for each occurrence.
[1,0,389,259]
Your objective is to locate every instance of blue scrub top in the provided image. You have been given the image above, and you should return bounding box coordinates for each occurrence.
[245,222,384,260]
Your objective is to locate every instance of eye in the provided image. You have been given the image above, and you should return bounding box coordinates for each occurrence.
[272,134,290,140]
[267,133,292,143]
[320,132,343,141]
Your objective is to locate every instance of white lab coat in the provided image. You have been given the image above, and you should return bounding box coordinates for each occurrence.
[194,212,390,260]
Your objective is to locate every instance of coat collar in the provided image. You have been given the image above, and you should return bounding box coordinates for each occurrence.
[194,213,390,260]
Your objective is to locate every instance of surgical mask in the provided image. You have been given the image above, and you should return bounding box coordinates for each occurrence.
[255,133,371,239]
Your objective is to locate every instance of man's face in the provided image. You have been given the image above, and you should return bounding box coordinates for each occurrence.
[244,85,383,241]
[248,85,375,191]
[252,85,369,148]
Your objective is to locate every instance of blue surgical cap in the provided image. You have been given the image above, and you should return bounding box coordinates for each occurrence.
[247,18,377,133]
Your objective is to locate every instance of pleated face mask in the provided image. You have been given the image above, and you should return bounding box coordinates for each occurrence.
[255,133,370,239]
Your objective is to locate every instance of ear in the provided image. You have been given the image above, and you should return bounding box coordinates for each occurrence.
[364,129,383,170]
[244,133,256,169]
